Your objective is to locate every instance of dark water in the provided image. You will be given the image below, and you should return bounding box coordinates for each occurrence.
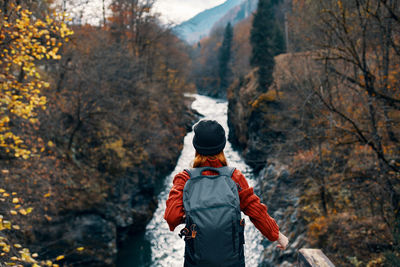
[117,94,264,267]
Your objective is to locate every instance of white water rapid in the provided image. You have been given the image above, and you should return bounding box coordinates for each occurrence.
[118,94,265,267]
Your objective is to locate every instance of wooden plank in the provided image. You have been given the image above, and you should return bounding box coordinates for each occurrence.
[298,248,335,267]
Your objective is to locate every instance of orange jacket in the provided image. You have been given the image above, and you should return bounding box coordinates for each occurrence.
[164,157,279,241]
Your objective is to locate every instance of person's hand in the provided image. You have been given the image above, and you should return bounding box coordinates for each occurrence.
[277,232,289,250]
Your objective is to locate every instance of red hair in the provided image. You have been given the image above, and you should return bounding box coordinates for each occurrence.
[192,151,228,168]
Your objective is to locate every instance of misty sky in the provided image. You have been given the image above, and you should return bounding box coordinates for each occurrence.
[64,0,227,25]
[154,0,226,24]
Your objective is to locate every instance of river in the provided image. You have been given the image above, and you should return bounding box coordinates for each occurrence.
[117,94,264,267]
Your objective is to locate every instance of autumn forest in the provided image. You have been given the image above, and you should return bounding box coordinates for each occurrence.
[0,0,399,266]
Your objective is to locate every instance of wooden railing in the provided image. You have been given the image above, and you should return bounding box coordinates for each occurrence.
[298,249,335,267]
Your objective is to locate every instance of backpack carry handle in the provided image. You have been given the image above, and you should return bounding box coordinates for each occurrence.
[184,166,236,179]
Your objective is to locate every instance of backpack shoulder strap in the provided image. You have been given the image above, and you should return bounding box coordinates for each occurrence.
[217,166,236,177]
[184,168,200,179]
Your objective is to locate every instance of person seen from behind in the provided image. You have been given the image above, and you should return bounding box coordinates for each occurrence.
[164,120,289,266]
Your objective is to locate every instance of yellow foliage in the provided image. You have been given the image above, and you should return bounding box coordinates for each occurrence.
[103,137,135,168]
[55,255,64,261]
[0,6,73,158]
[104,138,125,159]
[0,187,40,265]
[308,216,328,239]
[366,256,384,267]
[251,89,283,108]
[18,209,27,215]
[47,141,54,147]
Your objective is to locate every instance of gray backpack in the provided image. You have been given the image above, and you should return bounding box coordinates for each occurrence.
[181,166,245,267]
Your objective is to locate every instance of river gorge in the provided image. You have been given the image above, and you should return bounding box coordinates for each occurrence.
[117,94,267,266]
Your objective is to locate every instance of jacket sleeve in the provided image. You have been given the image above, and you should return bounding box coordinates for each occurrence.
[164,171,189,231]
[232,169,279,241]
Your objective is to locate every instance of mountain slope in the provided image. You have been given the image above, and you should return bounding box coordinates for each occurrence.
[173,0,244,44]
[212,0,258,31]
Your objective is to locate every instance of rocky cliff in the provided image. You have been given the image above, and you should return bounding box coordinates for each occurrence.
[257,162,306,267]
[227,53,317,266]
[1,94,198,266]
[227,69,288,172]
[228,51,396,266]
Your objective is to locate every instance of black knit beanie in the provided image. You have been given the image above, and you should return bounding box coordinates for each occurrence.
[192,120,226,156]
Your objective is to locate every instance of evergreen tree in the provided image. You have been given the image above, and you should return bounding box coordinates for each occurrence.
[218,22,233,96]
[250,0,285,91]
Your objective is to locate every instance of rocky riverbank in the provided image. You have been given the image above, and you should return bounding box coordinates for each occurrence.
[1,94,198,266]
[227,52,397,266]
[257,162,306,266]
[227,53,311,266]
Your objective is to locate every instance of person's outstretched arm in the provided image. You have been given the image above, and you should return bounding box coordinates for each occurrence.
[164,171,189,231]
[232,169,280,242]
